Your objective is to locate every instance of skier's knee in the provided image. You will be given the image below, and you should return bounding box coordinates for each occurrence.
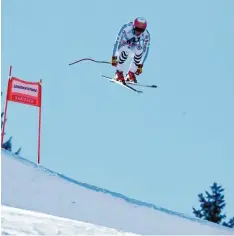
[134,52,143,66]
[119,51,128,64]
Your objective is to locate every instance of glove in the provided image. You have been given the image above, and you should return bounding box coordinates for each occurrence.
[111,56,118,67]
[135,64,143,75]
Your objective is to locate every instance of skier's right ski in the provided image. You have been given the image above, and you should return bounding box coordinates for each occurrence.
[101,75,143,94]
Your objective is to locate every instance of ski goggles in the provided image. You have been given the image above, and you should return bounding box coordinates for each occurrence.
[134,27,145,33]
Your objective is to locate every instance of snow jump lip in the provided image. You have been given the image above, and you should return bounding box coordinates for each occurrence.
[2,148,233,234]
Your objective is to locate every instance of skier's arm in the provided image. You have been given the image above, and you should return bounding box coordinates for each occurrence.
[141,30,151,65]
[112,24,128,57]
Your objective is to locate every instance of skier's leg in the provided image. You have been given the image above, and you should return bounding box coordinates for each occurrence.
[126,45,143,83]
[116,45,130,72]
[128,45,143,73]
[114,45,130,83]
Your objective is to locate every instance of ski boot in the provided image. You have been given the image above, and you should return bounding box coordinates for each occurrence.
[115,70,126,84]
[126,71,137,83]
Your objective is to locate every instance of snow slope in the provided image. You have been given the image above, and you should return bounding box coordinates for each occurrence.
[2,205,138,235]
[2,149,234,235]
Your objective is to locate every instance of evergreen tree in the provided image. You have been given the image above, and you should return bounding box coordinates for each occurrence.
[193,182,234,228]
[223,217,234,228]
[1,92,22,154]
[1,92,3,129]
[14,147,22,155]
[1,112,4,129]
[2,136,12,151]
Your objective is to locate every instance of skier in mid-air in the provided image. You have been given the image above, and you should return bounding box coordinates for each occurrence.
[111,17,150,84]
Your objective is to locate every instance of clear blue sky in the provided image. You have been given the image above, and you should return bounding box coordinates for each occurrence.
[2,0,234,217]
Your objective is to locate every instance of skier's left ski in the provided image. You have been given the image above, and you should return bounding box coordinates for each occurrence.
[101,75,143,93]
[126,81,157,88]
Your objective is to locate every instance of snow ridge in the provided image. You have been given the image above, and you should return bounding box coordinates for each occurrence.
[2,149,234,235]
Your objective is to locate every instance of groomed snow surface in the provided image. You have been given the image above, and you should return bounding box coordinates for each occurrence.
[2,149,234,235]
[2,205,138,235]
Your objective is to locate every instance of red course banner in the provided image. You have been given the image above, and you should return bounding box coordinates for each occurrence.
[7,77,42,107]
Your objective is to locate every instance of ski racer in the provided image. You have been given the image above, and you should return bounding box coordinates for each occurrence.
[111,17,150,84]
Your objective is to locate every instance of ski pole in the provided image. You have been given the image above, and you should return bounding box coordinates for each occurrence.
[69,58,111,66]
